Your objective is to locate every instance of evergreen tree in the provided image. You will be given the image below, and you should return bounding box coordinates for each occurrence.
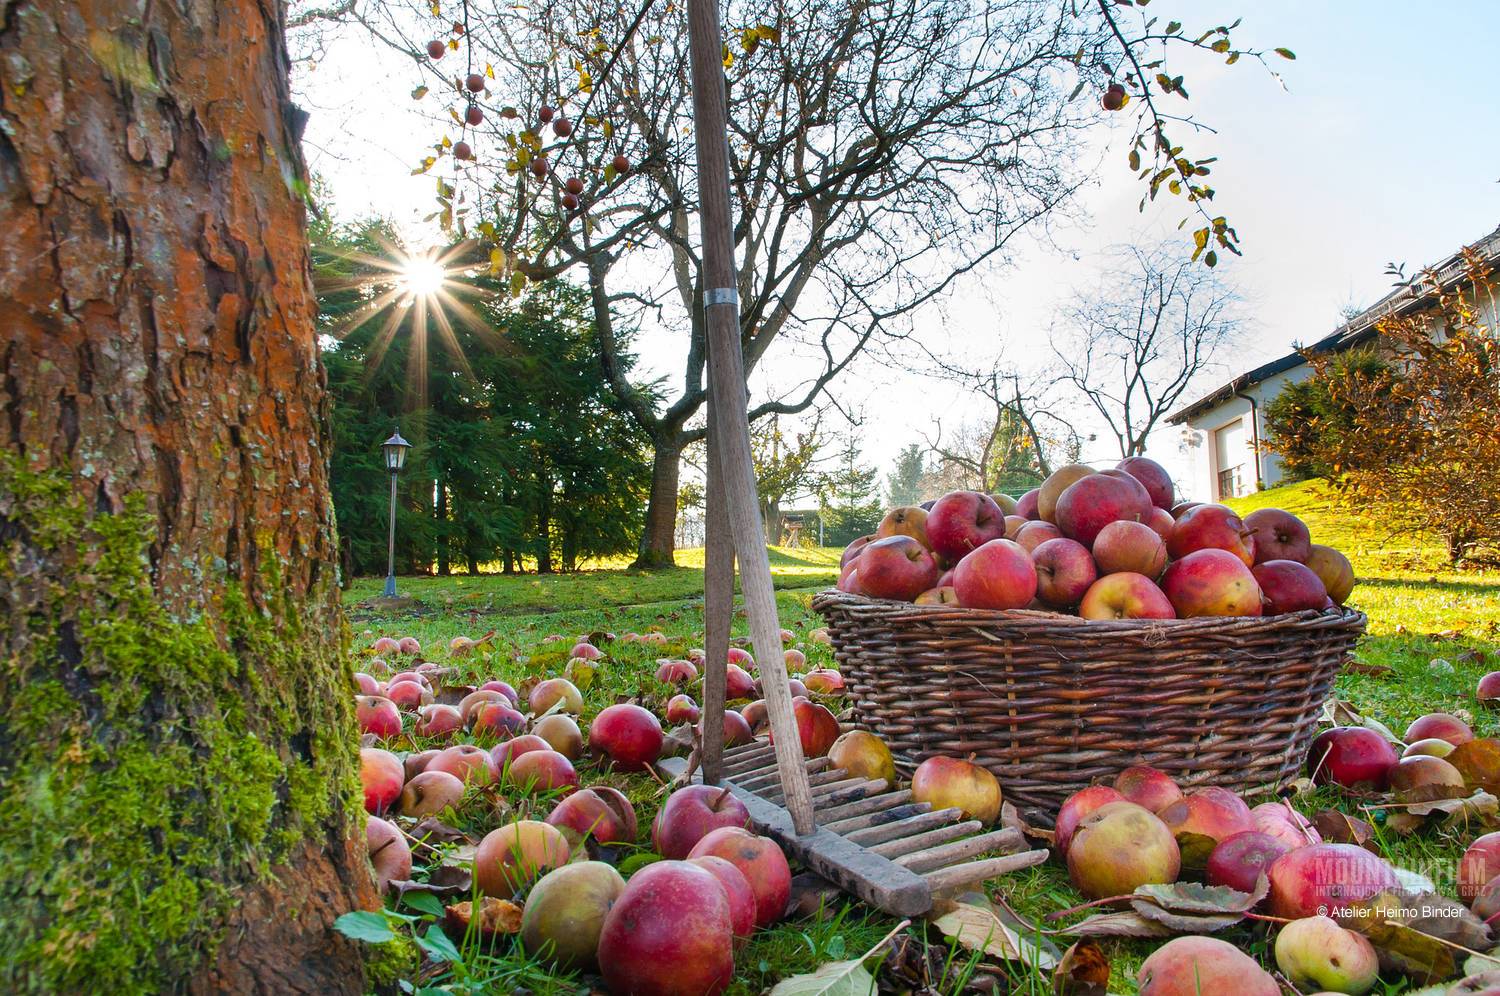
[886,443,927,506]
[818,434,883,547]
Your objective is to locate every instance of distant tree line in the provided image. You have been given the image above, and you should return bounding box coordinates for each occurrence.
[314,219,653,576]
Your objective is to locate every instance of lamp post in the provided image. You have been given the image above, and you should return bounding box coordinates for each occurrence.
[381,429,410,598]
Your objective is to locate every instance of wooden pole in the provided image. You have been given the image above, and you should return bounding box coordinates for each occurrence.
[700,395,731,784]
[685,0,816,834]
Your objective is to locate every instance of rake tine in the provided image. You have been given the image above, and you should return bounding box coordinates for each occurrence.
[922,850,1049,894]
[839,806,961,843]
[868,820,983,859]
[894,828,1026,873]
[815,789,911,824]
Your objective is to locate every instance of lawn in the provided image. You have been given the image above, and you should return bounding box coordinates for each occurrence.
[348,481,1500,993]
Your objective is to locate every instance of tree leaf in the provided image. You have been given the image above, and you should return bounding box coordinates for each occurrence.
[1133,877,1268,915]
[416,923,462,963]
[1053,939,1111,996]
[401,890,446,918]
[333,910,396,944]
[1343,890,1491,982]
[767,958,877,996]
[1060,911,1172,939]
[930,899,1057,970]
[1275,47,1296,59]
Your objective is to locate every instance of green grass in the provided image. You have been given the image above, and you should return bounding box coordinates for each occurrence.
[349,483,1500,993]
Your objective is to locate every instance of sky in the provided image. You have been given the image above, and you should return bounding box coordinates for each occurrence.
[296,1,1500,497]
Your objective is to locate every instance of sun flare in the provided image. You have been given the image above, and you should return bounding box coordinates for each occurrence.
[400,255,447,297]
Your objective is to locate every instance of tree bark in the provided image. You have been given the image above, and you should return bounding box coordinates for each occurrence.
[0,1,376,992]
[632,440,682,568]
[435,479,450,575]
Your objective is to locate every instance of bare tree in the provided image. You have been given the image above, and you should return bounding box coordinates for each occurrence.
[922,364,1078,494]
[1052,244,1240,457]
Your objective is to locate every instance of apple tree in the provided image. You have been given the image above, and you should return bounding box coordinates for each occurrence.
[336,0,1289,565]
[0,2,378,992]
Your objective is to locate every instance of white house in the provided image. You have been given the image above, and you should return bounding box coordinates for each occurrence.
[1167,225,1500,503]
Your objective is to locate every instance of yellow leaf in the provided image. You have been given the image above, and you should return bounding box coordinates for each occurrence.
[441,135,452,148]
[722,45,734,68]
[429,0,439,14]
[489,247,506,274]
[602,120,614,138]
[930,901,1056,970]
[579,71,592,93]
[485,63,495,79]
[757,25,781,43]
[510,271,526,298]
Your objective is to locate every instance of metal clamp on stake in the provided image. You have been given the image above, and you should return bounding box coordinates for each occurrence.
[705,287,739,309]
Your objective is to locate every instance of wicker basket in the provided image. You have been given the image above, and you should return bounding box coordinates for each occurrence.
[811,590,1366,825]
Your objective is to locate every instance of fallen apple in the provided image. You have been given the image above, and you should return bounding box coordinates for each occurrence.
[474,819,571,897]
[533,713,584,760]
[1138,936,1279,996]
[827,730,896,783]
[910,756,1001,825]
[1067,801,1181,899]
[545,785,638,846]
[688,826,793,928]
[360,748,405,814]
[367,815,412,891]
[589,703,664,771]
[652,784,751,859]
[596,861,736,996]
[520,861,626,971]
[1274,915,1379,995]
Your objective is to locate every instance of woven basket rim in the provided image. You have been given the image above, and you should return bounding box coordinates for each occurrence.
[811,588,1367,635]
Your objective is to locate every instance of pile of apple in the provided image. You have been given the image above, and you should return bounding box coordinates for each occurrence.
[357,627,1015,993]
[836,456,1358,620]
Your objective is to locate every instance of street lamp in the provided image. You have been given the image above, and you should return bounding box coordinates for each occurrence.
[381,429,410,598]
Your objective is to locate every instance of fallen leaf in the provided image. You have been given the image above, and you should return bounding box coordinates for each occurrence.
[1343,890,1492,982]
[1313,809,1379,850]
[444,897,522,940]
[1449,740,1500,796]
[1058,911,1172,939]
[408,817,472,844]
[766,958,877,996]
[1052,939,1110,996]
[930,899,1057,970]
[1132,878,1268,915]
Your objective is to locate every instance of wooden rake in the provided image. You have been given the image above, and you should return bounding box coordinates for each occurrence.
[675,0,1044,918]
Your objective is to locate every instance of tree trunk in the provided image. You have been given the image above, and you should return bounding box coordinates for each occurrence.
[503,549,516,574]
[536,476,552,574]
[435,480,450,576]
[632,441,682,568]
[0,2,376,993]
[762,497,781,546]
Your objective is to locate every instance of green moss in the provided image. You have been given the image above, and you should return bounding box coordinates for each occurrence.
[364,934,418,989]
[0,456,363,993]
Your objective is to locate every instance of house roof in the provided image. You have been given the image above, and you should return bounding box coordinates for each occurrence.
[1165,223,1500,425]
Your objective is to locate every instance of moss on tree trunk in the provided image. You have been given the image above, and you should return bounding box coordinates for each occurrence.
[0,0,377,991]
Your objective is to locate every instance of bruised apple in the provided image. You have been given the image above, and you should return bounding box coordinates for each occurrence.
[546,786,638,846]
[597,861,735,996]
[1139,936,1279,996]
[1156,787,1254,871]
[367,815,412,891]
[688,827,793,928]
[666,693,701,725]
[877,506,930,547]
[910,756,1001,825]
[520,861,626,971]
[689,855,757,947]
[529,678,584,715]
[1206,830,1290,893]
[1267,843,1397,918]
[1054,785,1125,859]
[1113,766,1182,814]
[1067,801,1180,899]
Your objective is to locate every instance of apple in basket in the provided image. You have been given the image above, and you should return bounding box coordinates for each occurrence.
[857,535,941,601]
[926,490,1007,562]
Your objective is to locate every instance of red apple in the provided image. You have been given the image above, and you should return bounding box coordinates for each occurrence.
[702,709,755,747]
[367,815,412,891]
[1243,507,1312,564]
[1014,519,1063,553]
[725,663,756,700]
[1405,712,1474,746]
[1160,548,1263,617]
[398,636,421,656]
[414,703,464,740]
[1055,473,1151,546]
[740,699,767,733]
[1307,726,1398,789]
[1099,468,1155,517]
[403,748,439,781]
[597,861,735,996]
[1252,559,1328,614]
[360,747,405,814]
[1031,537,1098,608]
[652,784,752,859]
[1250,801,1322,849]
[470,701,527,740]
[1092,519,1167,578]
[1206,830,1290,894]
[1003,514,1028,538]
[787,696,840,757]
[840,534,874,567]
[1460,831,1500,902]
[371,636,401,656]
[356,695,403,739]
[1267,843,1398,918]
[656,659,698,684]
[857,534,942,601]
[474,820,571,897]
[1113,766,1183,814]
[354,671,380,696]
[926,490,1007,562]
[1169,500,1203,520]
[783,648,806,670]
[1054,785,1126,859]
[877,506,930,548]
[1145,506,1175,541]
[914,585,959,605]
[666,693,701,724]
[479,679,520,705]
[910,756,1002,825]
[546,786,638,846]
[688,826,793,928]
[1116,456,1174,510]
[590,703,664,771]
[1016,488,1041,520]
[953,538,1038,610]
[1078,573,1176,621]
[1480,672,1500,706]
[803,668,845,694]
[506,749,579,795]
[1167,505,1256,566]
[689,855,757,947]
[400,769,465,818]
[1156,787,1255,870]
[427,743,499,786]
[727,646,754,669]
[491,733,551,771]
[570,641,603,660]
[385,679,432,711]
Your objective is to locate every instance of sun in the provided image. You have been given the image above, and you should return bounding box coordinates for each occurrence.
[400,255,447,297]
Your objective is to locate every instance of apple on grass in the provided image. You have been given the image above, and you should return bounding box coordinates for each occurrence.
[1205,830,1290,893]
[529,677,584,715]
[1113,766,1182,814]
[1307,726,1398,790]
[546,786,638,846]
[1404,712,1473,746]
[689,855,757,948]
[1267,843,1397,918]
[414,703,464,740]
[590,703,664,771]
[520,861,626,972]
[367,815,412,892]
[427,743,499,786]
[1460,831,1500,902]
[652,784,752,859]
[360,748,405,814]
[666,693,701,725]
[1078,572,1175,620]
[1138,937,1279,996]
[656,659,699,684]
[1156,787,1254,871]
[596,861,736,996]
[400,769,465,819]
[952,538,1037,610]
[474,820,571,898]
[688,826,793,928]
[1054,785,1125,859]
[1067,801,1180,899]
[505,749,579,796]
[1274,915,1379,994]
[910,756,1001,825]
[925,490,1007,562]
[857,534,942,601]
[533,713,583,759]
[724,663,756,700]
[356,695,403,739]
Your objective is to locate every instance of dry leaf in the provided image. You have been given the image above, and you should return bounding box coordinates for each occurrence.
[1344,889,1492,982]
[1450,740,1500,795]
[1313,809,1379,850]
[443,897,522,939]
[767,959,877,996]
[1059,911,1172,939]
[930,899,1057,970]
[1052,939,1110,996]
